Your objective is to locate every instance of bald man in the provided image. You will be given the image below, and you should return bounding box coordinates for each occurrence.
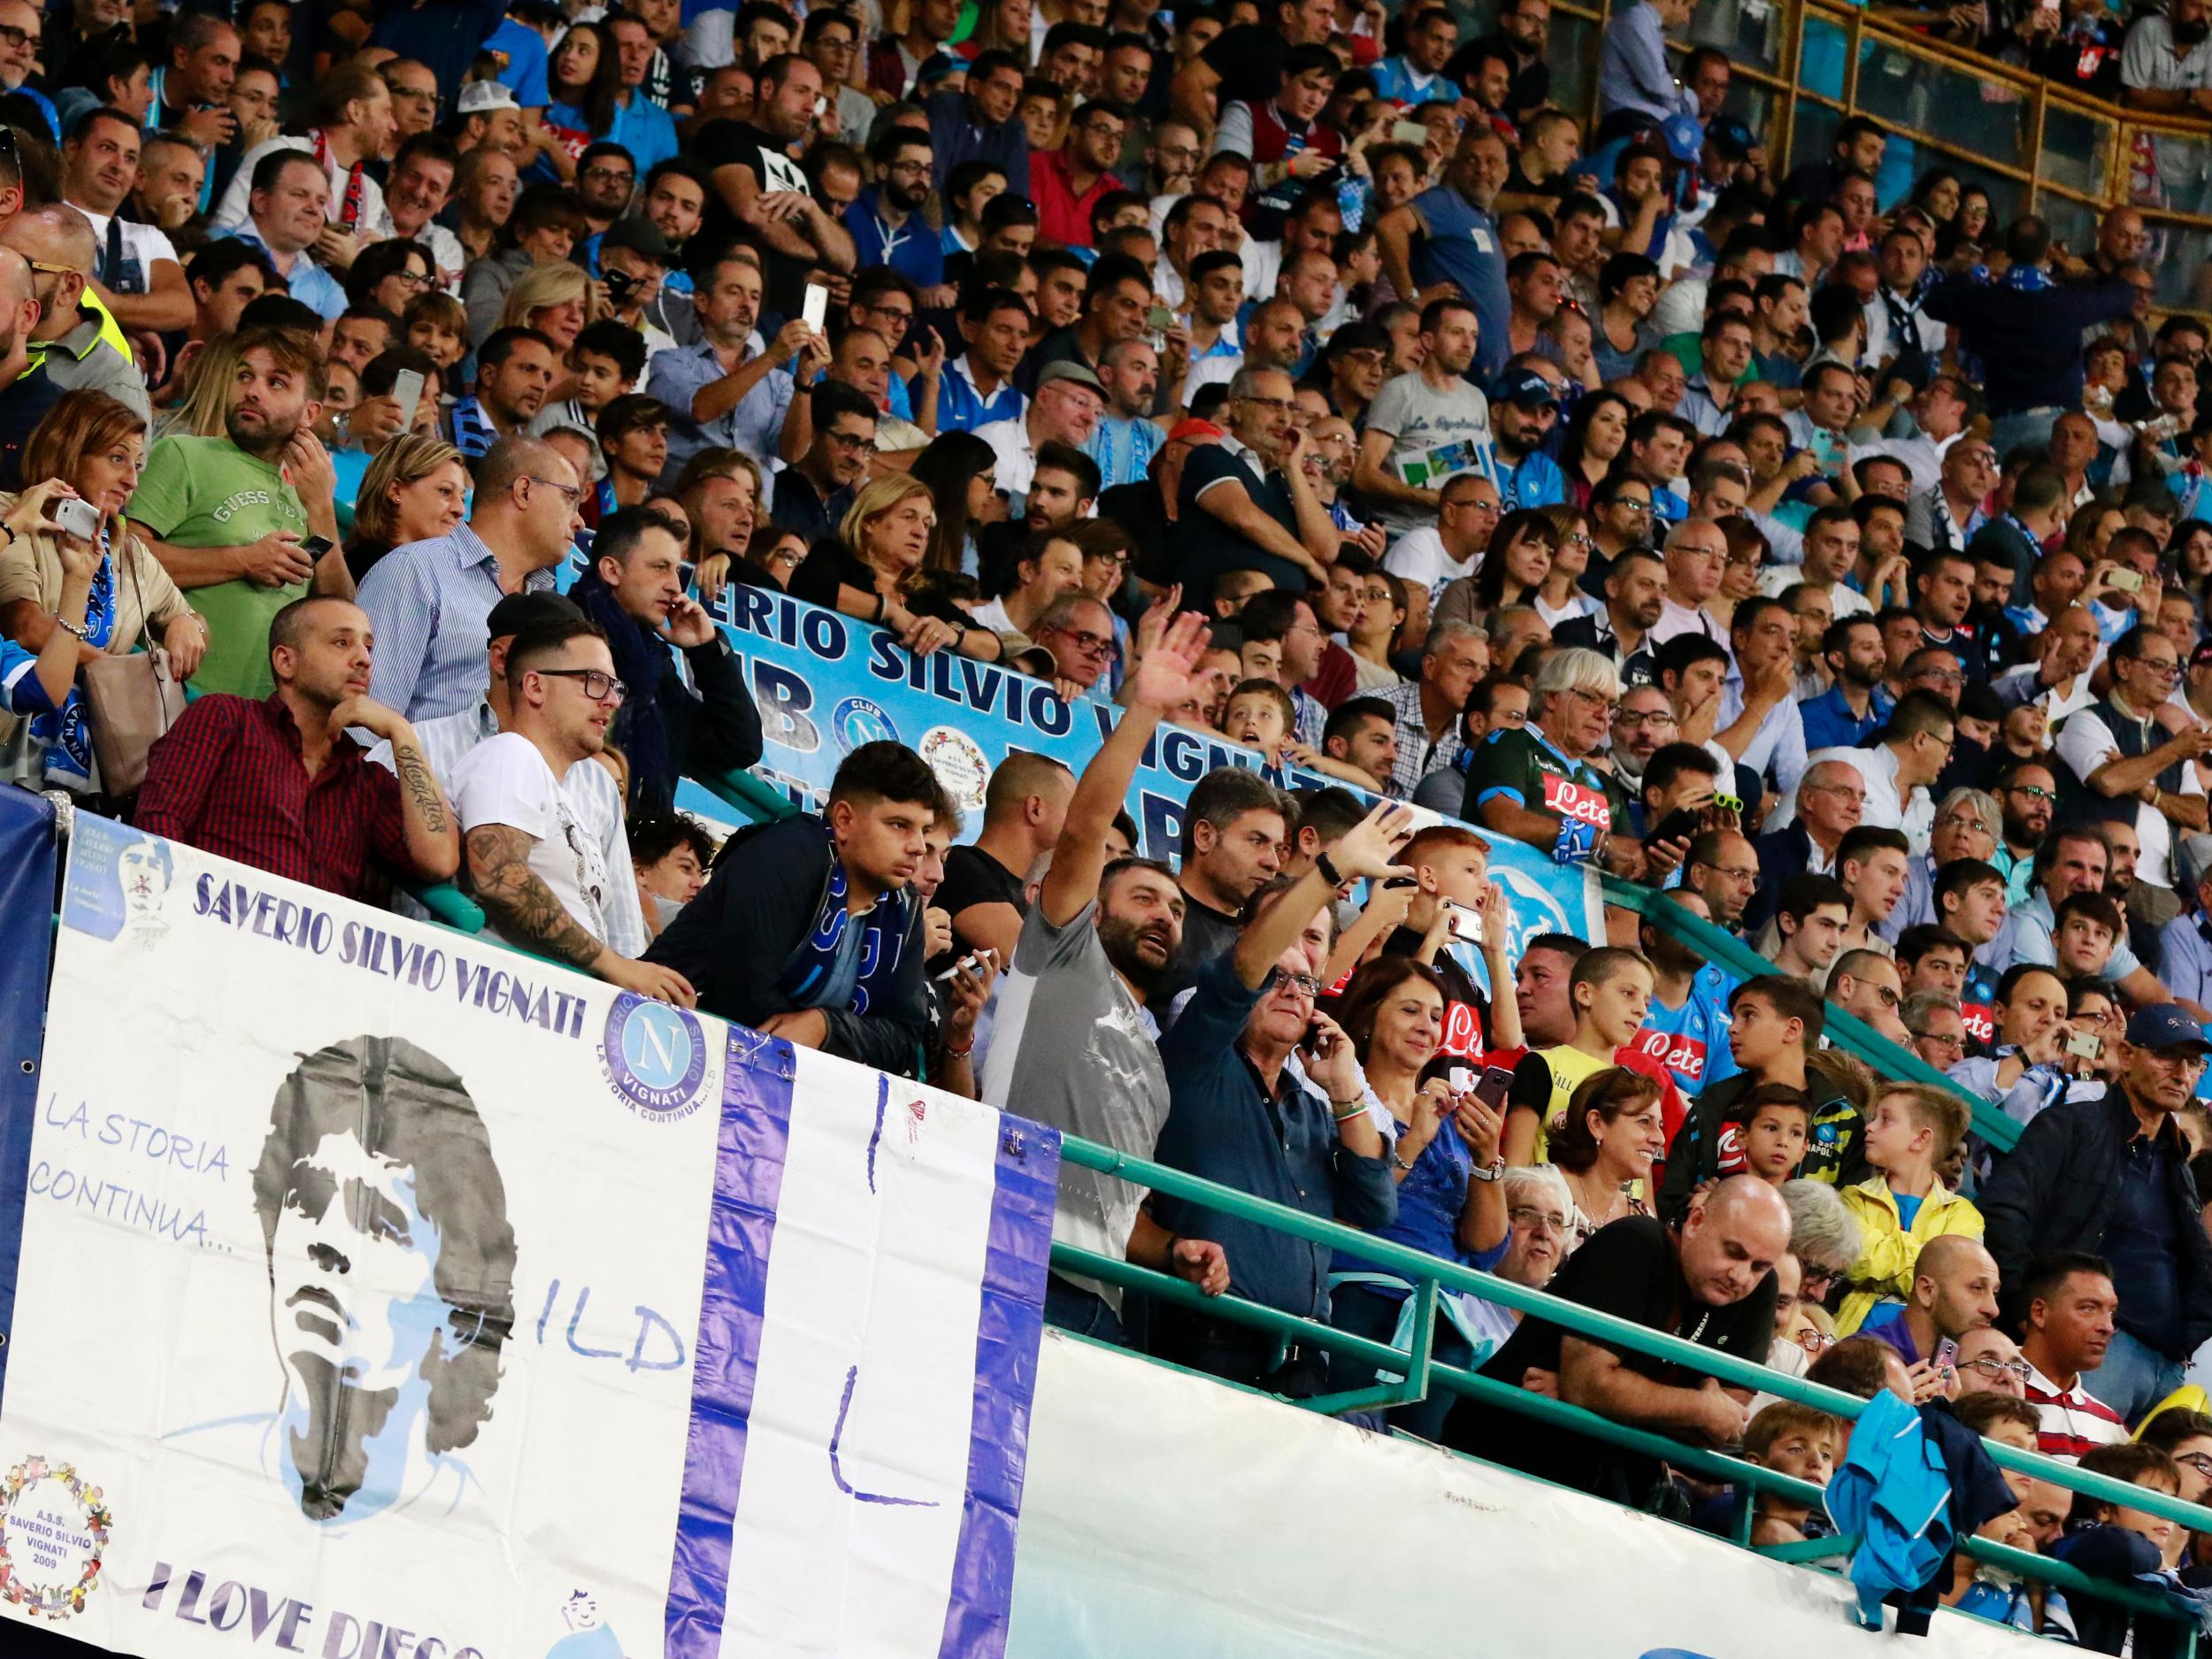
[0,242,65,484]
[355,434,580,719]
[1449,1175,1788,1502]
[2,206,151,424]
[1854,1233,2000,1372]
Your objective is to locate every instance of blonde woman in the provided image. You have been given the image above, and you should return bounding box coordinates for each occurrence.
[154,334,244,441]
[495,260,595,356]
[344,434,471,581]
[0,390,206,789]
[787,474,1004,661]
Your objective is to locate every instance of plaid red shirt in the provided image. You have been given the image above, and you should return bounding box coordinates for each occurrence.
[133,692,419,905]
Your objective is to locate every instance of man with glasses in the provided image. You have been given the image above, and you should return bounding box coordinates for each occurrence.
[1588,476,1654,576]
[2055,626,2212,905]
[1987,1010,2212,1429]
[1857,1234,2001,1371]
[1902,991,1970,1073]
[1029,96,1126,248]
[1381,470,1497,607]
[1773,687,1956,856]
[767,382,876,548]
[450,608,691,1002]
[380,59,442,150]
[356,436,579,720]
[646,250,818,476]
[1991,759,2059,905]
[1030,592,1118,698]
[1,205,150,424]
[1648,517,1730,648]
[1178,363,1334,598]
[571,143,637,244]
[1830,948,1909,1047]
[846,127,944,292]
[1608,681,1677,789]
[1681,827,1760,929]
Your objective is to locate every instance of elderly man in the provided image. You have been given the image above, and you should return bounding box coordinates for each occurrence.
[1855,1234,2001,1369]
[1747,756,1864,931]
[1647,518,1732,647]
[975,359,1107,510]
[1772,688,1956,856]
[1175,365,1339,602]
[1982,1007,2212,1425]
[1448,1177,1791,1503]
[1464,647,1648,879]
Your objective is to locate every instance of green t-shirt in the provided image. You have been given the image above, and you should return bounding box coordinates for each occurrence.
[127,435,308,698]
[1461,724,1628,836]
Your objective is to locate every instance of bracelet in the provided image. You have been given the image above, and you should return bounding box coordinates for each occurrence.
[0,520,15,548]
[50,610,90,642]
[944,1039,974,1057]
[1332,1101,1365,1124]
[1314,850,1343,889]
[1390,1151,1416,1173]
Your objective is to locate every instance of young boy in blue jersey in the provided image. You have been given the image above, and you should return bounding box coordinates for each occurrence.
[1633,887,1738,1094]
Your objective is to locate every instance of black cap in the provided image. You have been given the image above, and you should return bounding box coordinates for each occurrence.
[487,591,583,643]
[601,217,675,264]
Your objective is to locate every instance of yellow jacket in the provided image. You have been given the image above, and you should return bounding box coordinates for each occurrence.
[1835,1175,1985,1336]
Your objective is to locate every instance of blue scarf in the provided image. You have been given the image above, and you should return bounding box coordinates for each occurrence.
[567,565,672,812]
[1967,261,2055,292]
[777,822,914,1017]
[34,533,116,789]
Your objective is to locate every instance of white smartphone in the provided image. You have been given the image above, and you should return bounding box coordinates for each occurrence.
[53,497,96,541]
[391,366,425,429]
[1443,900,1483,942]
[802,283,831,334]
[934,947,1000,982]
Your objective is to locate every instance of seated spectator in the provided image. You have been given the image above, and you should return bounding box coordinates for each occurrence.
[1742,1402,1844,1546]
[1955,1325,2034,1402]
[1464,646,1645,878]
[127,323,347,699]
[1378,619,1487,798]
[1856,1233,2001,1374]
[343,432,469,583]
[1323,957,1510,1439]
[2011,826,2178,1009]
[0,394,207,792]
[1445,1177,1791,1504]
[1771,687,1957,856]
[985,611,1230,1341]
[1459,1163,1574,1358]
[2014,1252,2133,1459]
[645,741,940,1074]
[1941,1393,2073,1634]
[1982,1008,2212,1425]
[1177,365,1337,601]
[631,812,716,943]
[1546,1065,1671,1247]
[356,435,579,721]
[1834,1081,1982,1347]
[787,473,1005,662]
[2050,1443,2188,1658]
[134,595,457,902]
[222,150,349,321]
[449,611,680,998]
[974,523,1085,648]
[564,505,763,816]
[1770,872,1850,983]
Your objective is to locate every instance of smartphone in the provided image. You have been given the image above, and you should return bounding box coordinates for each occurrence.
[1471,1064,1515,1111]
[2109,568,2144,595]
[1147,303,1175,332]
[298,534,334,561]
[1933,1337,1959,1372]
[1647,807,1701,846]
[802,282,831,334]
[51,497,96,541]
[933,947,1000,982]
[1443,900,1482,941]
[1382,875,1419,889]
[2066,1030,2103,1060]
[391,366,425,429]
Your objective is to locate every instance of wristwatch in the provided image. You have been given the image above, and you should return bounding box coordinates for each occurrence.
[1471,1156,1506,1183]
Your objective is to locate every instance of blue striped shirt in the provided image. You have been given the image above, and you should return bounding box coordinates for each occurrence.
[355,522,559,721]
[1084,414,1163,492]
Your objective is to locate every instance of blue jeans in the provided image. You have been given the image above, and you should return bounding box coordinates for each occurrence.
[1043,1274,1126,1347]
[2082,1327,2187,1426]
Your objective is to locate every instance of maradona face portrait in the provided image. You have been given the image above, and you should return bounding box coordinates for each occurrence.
[250,1035,518,1525]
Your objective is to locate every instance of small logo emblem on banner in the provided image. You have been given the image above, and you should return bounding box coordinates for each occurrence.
[0,1455,109,1619]
[601,995,710,1119]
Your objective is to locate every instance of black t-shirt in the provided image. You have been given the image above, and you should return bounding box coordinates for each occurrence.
[1201,23,1292,110]
[785,534,872,611]
[1097,478,1173,587]
[928,845,1027,975]
[1379,923,1493,1061]
[1446,1215,1778,1503]
[1177,441,1312,599]
[1155,894,1244,1004]
[694,116,817,315]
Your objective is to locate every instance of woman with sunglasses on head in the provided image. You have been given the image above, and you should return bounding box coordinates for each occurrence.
[1322,957,1509,1440]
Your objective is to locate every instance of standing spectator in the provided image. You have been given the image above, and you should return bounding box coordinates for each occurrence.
[1148,802,1414,1394]
[1596,0,1693,136]
[1981,1008,2212,1425]
[1448,1177,1790,1503]
[1156,765,1288,999]
[127,324,345,699]
[1356,300,1494,542]
[933,749,1072,970]
[1773,688,1957,855]
[2014,1254,2131,1458]
[563,506,764,817]
[134,595,458,902]
[1377,128,1513,382]
[355,436,579,721]
[984,612,1229,1341]
[645,251,816,477]
[450,611,690,1002]
[647,741,938,1071]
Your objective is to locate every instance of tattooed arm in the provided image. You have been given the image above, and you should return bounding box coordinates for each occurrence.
[332,695,460,880]
[463,821,698,1007]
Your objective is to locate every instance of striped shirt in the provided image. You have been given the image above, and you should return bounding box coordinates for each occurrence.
[355,522,559,722]
[2024,1361,2129,1461]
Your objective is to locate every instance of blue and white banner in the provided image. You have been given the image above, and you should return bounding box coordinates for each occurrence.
[0,814,1054,1658]
[691,589,1606,962]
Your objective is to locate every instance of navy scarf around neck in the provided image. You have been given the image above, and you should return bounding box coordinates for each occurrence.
[568,566,671,809]
[780,820,914,1016]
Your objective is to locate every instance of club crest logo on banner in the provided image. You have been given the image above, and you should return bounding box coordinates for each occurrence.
[0,811,1056,1659]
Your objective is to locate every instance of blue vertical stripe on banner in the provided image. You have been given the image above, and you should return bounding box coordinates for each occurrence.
[0,786,58,1413]
[664,1028,799,1659]
[937,1115,1060,1659]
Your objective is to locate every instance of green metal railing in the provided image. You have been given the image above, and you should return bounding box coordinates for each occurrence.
[1605,876,2023,1156]
[1056,1134,2209,1636]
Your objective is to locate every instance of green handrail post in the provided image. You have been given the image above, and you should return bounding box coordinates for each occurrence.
[693,766,803,825]
[402,879,485,933]
[1300,1278,1439,1419]
[1606,879,2022,1154]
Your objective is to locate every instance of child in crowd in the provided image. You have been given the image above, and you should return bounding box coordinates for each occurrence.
[2052,890,2124,982]
[1503,947,1661,1165]
[534,319,649,439]
[403,291,469,373]
[1223,680,1296,768]
[1836,1084,1982,1335]
[1742,1402,1844,1546]
[2051,1443,2188,1658]
[1736,1084,1814,1190]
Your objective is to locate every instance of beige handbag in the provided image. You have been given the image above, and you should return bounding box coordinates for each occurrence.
[80,545,188,800]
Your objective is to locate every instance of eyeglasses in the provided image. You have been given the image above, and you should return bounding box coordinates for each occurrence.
[1602,497,1654,516]
[2133,657,2185,680]
[1279,971,1323,998]
[1494,707,1528,726]
[2148,1048,2211,1075]
[1560,685,1617,712]
[1694,860,1760,884]
[1960,1355,2032,1382]
[2004,785,2054,803]
[1798,1263,1840,1293]
[535,667,628,704]
[1615,709,1676,727]
[385,268,435,291]
[1807,781,1867,803]
[1916,664,1965,685]
[1917,1031,1966,1053]
[1792,1329,1836,1355]
[1235,394,1293,412]
[525,474,583,504]
[1508,1206,1571,1234]
[824,429,879,453]
[2176,1452,2212,1479]
[0,22,40,49]
[580,165,636,184]
[1051,627,1114,657]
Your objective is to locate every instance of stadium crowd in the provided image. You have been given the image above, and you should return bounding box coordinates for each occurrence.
[11,0,2212,1633]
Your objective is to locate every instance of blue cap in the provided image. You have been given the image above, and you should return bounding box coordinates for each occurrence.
[1707,116,1755,161]
[1490,367,1560,410]
[1658,114,1702,165]
[2124,1003,2212,1053]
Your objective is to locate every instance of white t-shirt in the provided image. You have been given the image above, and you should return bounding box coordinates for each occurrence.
[450,731,616,949]
[2055,701,2206,890]
[70,204,179,289]
[1382,524,1479,597]
[972,417,1038,506]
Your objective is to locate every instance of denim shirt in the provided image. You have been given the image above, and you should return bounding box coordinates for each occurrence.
[1154,951,1397,1321]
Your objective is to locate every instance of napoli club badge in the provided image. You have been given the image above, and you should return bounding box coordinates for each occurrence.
[599,994,711,1121]
[919,726,990,812]
[0,1455,110,1619]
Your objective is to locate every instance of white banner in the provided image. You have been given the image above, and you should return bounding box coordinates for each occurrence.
[0,815,1055,1659]
[1007,1331,2047,1659]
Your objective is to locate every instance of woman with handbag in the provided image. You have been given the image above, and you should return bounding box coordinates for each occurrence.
[0,390,208,795]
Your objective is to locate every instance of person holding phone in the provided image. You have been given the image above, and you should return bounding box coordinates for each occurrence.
[1323,956,1509,1437]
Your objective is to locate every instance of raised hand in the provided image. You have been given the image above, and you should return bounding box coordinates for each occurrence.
[1125,607,1213,711]
[1330,801,1417,880]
